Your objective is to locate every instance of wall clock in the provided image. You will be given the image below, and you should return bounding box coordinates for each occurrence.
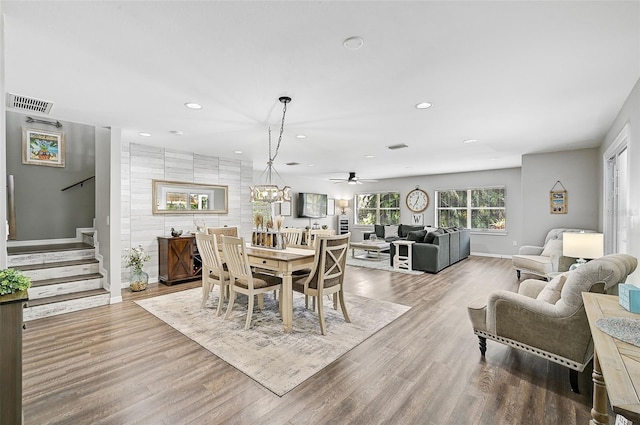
[406,188,429,213]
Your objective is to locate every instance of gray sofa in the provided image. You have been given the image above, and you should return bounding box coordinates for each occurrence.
[389,227,470,273]
[363,224,427,242]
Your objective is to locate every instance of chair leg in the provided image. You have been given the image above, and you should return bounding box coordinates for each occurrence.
[304,295,309,309]
[338,290,351,323]
[569,369,580,394]
[317,295,327,335]
[478,336,487,356]
[201,280,212,308]
[332,293,337,310]
[225,289,237,320]
[245,295,254,330]
[516,270,521,279]
[257,293,264,310]
[215,284,224,316]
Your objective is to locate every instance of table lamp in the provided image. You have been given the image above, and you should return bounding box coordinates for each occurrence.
[338,199,349,214]
[562,232,604,270]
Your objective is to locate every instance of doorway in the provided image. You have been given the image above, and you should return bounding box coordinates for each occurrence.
[604,125,629,254]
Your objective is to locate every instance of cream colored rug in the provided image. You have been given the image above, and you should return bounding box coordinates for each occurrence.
[135,288,410,396]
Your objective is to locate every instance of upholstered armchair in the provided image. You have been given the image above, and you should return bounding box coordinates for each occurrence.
[512,228,586,280]
[468,254,637,393]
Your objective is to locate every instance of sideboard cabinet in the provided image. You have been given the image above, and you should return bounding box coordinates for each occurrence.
[158,235,202,285]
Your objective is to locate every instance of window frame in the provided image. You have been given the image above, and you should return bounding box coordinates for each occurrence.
[355,191,401,225]
[435,186,506,233]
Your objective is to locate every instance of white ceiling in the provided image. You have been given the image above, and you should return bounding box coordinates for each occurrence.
[3,1,640,183]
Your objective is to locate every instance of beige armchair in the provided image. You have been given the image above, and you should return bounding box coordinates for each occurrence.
[512,228,587,280]
[468,253,637,393]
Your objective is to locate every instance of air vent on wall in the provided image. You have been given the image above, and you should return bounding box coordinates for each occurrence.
[387,143,408,150]
[6,93,54,114]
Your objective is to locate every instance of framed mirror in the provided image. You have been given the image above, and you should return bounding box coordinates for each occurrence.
[152,180,228,214]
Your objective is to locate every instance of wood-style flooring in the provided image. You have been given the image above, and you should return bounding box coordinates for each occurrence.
[22,256,603,425]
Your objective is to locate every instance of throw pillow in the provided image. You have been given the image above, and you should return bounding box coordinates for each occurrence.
[424,231,437,244]
[541,239,563,257]
[536,274,568,304]
[384,225,399,239]
[407,229,427,242]
[374,224,385,238]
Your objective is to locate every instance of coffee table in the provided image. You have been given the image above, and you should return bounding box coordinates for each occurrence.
[349,241,391,260]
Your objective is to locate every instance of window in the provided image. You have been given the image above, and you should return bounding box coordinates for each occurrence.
[356,192,400,225]
[436,187,506,232]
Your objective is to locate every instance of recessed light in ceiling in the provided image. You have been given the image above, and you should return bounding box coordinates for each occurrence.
[296,134,306,139]
[234,150,243,154]
[139,132,151,137]
[463,139,477,144]
[364,155,375,159]
[415,102,432,109]
[184,102,203,110]
[308,164,315,167]
[343,36,364,50]
[387,143,408,150]
[170,130,183,135]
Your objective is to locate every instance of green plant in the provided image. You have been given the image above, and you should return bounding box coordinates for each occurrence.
[123,245,151,272]
[0,268,31,296]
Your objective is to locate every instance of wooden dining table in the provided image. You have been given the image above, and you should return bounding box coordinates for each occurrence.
[244,244,316,333]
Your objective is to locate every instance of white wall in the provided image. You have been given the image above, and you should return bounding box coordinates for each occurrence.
[601,77,640,281]
[521,148,600,246]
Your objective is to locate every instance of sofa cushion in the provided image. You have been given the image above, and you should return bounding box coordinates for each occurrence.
[541,239,563,257]
[424,228,444,243]
[536,274,567,304]
[407,229,427,242]
[400,225,424,238]
[384,225,399,239]
[374,224,385,238]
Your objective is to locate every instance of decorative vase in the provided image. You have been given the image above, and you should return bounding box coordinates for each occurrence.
[130,268,149,292]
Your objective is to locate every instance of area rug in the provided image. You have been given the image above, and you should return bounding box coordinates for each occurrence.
[346,249,424,275]
[135,287,410,396]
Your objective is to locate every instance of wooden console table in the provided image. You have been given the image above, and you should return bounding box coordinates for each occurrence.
[583,293,640,425]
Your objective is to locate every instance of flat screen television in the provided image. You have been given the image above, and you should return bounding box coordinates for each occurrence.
[297,192,328,218]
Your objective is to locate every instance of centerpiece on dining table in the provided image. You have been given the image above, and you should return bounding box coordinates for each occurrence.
[251,214,286,249]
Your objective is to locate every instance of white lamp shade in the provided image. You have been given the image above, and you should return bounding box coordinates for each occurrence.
[562,232,604,259]
[338,199,349,208]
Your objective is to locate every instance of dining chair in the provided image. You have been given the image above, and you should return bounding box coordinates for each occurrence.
[280,228,303,246]
[221,235,283,330]
[195,233,230,314]
[207,226,238,245]
[293,232,351,335]
[307,228,336,247]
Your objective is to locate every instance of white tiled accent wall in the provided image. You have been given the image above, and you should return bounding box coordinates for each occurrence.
[121,142,253,284]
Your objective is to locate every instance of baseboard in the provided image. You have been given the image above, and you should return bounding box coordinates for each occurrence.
[471,252,513,259]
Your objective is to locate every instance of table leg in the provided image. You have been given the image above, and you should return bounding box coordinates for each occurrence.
[590,351,608,425]
[281,271,293,333]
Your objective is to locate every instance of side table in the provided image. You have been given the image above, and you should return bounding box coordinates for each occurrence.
[393,240,415,271]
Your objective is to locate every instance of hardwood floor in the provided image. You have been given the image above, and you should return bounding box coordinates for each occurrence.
[22,256,600,424]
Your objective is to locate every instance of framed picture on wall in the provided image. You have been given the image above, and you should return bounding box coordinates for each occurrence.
[22,127,66,167]
[550,190,567,214]
[279,201,292,216]
[411,213,424,225]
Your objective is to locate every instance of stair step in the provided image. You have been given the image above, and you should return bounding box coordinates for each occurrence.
[8,243,95,267]
[24,289,110,321]
[14,258,100,281]
[28,273,104,300]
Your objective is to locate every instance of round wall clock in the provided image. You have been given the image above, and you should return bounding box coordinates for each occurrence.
[406,188,429,212]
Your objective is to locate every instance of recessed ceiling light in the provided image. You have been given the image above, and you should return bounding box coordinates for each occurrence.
[184,102,202,110]
[139,132,151,137]
[308,164,315,167]
[463,139,477,144]
[343,36,364,50]
[170,130,183,135]
[364,155,375,159]
[296,134,306,139]
[234,150,243,154]
[415,102,432,109]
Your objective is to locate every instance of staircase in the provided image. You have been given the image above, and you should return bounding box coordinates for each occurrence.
[7,232,110,321]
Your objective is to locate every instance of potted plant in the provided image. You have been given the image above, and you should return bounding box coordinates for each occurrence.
[0,268,31,296]
[123,245,151,292]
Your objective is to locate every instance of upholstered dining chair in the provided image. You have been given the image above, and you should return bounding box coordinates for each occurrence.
[280,228,303,246]
[293,232,351,335]
[221,235,283,330]
[207,226,238,245]
[195,233,230,314]
[307,228,335,247]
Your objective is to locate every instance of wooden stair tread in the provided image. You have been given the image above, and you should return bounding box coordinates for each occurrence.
[27,288,109,307]
[8,242,94,255]
[30,273,104,287]
[13,258,99,271]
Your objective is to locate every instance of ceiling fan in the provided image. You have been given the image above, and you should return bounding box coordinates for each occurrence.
[329,172,378,185]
